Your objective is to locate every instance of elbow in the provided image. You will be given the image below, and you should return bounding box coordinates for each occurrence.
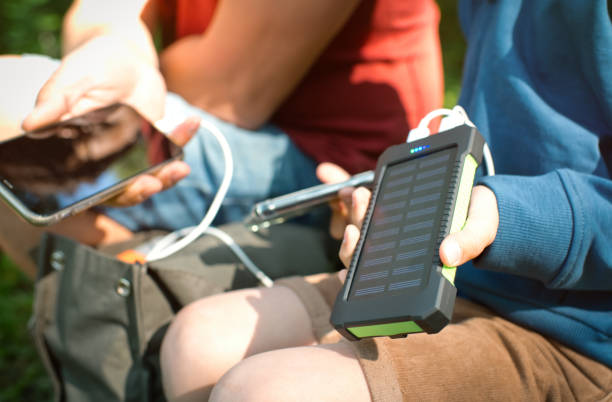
[160,48,278,129]
[224,103,273,130]
[187,90,276,131]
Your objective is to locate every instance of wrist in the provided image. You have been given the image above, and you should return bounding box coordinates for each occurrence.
[473,173,573,283]
[129,60,167,123]
[63,0,157,64]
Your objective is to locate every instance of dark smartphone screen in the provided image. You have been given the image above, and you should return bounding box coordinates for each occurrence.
[0,103,182,216]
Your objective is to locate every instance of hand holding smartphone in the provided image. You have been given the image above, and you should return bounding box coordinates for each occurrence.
[244,170,375,230]
[0,103,184,226]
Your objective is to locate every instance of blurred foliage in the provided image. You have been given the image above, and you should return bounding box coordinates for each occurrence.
[0,3,72,401]
[437,0,467,108]
[0,0,72,56]
[0,254,53,401]
[0,1,467,401]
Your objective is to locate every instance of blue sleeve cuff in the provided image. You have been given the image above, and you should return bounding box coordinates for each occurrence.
[474,172,574,286]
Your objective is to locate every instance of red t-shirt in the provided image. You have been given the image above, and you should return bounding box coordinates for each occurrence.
[171,0,443,173]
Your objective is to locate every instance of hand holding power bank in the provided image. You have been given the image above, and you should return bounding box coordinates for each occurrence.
[331,124,485,340]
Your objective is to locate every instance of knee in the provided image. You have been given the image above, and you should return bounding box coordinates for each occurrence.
[209,353,298,402]
[161,298,232,370]
[209,344,369,402]
[160,298,236,400]
[161,302,200,366]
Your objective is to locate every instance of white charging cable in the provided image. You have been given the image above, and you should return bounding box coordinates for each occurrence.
[407,105,495,176]
[407,107,454,142]
[144,119,274,287]
[149,225,274,287]
[146,119,233,261]
[482,142,495,177]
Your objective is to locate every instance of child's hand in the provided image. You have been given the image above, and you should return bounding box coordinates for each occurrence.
[334,181,499,270]
[439,185,499,267]
[316,162,371,241]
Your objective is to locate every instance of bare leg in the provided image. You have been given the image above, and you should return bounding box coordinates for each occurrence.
[160,285,329,401]
[210,342,370,402]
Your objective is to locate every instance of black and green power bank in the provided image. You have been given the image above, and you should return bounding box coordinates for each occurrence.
[330,124,485,340]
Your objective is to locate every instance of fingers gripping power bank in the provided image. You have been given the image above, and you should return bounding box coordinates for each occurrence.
[330,124,485,340]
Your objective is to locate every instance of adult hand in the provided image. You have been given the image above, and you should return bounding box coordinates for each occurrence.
[106,116,200,207]
[22,34,166,131]
[18,34,181,207]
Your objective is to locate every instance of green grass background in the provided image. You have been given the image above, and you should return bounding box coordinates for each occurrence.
[0,1,465,400]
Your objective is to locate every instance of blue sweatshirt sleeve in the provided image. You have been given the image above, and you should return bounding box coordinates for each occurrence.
[475,169,612,290]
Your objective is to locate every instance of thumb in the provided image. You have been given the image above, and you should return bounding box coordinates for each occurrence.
[339,224,361,268]
[22,93,71,130]
[166,116,200,147]
[439,186,499,267]
[22,79,92,130]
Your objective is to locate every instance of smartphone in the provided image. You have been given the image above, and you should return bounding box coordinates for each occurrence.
[0,103,183,226]
[244,170,375,231]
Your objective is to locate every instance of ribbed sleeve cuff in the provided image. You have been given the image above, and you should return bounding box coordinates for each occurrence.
[474,172,573,285]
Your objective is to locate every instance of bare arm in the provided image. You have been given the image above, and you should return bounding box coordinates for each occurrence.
[62,0,158,65]
[160,0,361,129]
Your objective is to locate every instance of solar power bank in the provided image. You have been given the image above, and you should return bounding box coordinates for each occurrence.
[330,124,485,340]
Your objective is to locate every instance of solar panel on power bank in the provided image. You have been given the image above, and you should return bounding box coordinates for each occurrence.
[331,124,485,340]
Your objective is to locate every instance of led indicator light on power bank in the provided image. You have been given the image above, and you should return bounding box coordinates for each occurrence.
[410,144,430,154]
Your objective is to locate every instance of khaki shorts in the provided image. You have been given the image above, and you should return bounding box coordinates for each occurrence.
[276,274,612,402]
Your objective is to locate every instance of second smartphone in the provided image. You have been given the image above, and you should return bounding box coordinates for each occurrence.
[0,103,183,226]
